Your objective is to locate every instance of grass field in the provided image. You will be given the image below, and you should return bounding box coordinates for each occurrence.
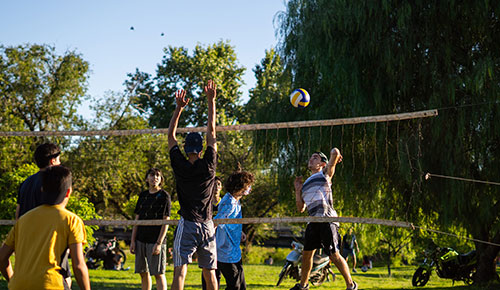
[1,251,498,289]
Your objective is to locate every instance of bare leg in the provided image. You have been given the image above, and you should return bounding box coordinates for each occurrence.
[154,274,167,290]
[140,272,152,290]
[201,268,217,290]
[172,265,187,290]
[352,253,357,270]
[330,251,355,288]
[300,249,315,287]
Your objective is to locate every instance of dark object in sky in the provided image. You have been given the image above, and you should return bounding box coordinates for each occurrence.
[130,26,134,30]
[161,32,164,36]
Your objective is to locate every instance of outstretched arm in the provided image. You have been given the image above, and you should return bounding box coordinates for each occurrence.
[324,147,343,179]
[204,80,217,151]
[168,89,189,151]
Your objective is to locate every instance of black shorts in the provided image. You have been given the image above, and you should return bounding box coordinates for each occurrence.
[303,223,341,255]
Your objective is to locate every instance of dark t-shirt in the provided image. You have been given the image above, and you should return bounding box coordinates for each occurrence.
[169,145,217,222]
[134,189,171,244]
[17,172,43,218]
[343,234,356,250]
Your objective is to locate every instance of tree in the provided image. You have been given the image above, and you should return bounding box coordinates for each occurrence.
[0,44,88,174]
[0,44,89,132]
[276,0,500,283]
[128,40,246,128]
[66,91,172,218]
[0,163,99,244]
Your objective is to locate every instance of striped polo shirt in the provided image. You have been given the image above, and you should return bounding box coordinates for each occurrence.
[301,170,339,226]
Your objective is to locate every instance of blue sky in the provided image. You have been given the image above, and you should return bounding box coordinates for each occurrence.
[1,0,286,119]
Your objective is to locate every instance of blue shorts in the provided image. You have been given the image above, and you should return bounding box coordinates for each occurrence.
[173,217,217,269]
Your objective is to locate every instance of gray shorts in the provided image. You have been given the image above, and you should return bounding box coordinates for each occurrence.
[173,217,217,269]
[135,240,167,275]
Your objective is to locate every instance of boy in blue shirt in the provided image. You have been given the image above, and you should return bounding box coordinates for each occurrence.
[203,170,254,290]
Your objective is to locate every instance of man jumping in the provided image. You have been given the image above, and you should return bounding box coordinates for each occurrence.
[291,148,358,290]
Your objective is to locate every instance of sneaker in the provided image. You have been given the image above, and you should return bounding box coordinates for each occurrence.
[346,281,358,290]
[352,268,357,273]
[290,283,309,290]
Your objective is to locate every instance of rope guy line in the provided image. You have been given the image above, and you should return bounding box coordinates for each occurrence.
[413,226,500,247]
[0,109,438,137]
[425,173,500,186]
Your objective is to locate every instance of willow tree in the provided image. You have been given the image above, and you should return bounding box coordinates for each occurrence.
[273,0,500,283]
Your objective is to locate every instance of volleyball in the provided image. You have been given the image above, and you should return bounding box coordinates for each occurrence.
[289,88,310,108]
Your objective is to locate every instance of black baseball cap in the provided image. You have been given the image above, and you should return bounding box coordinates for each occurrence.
[184,132,203,154]
[314,151,328,163]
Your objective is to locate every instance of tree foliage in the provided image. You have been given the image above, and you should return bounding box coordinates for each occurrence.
[0,44,89,132]
[66,92,172,218]
[0,44,89,175]
[0,163,99,244]
[128,40,246,128]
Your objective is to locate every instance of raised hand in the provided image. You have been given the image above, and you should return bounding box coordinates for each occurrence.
[204,80,217,101]
[175,89,189,108]
[331,147,343,164]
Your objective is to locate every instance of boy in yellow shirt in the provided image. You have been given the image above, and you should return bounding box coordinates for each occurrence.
[0,165,90,290]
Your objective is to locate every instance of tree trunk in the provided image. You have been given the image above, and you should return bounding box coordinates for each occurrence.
[387,253,392,277]
[474,244,500,284]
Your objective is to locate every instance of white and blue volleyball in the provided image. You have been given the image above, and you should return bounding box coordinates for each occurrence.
[289,88,310,108]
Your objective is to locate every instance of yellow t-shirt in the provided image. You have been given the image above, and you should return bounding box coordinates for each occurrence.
[4,204,86,290]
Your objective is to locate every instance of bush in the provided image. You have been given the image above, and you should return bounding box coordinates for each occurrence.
[243,246,289,265]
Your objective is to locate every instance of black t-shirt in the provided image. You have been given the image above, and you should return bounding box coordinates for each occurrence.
[17,172,43,218]
[134,189,171,244]
[169,145,217,222]
[343,234,356,250]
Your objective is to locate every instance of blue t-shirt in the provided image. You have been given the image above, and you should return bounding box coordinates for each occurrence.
[214,193,242,263]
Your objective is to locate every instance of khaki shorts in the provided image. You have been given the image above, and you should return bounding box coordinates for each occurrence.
[135,240,167,275]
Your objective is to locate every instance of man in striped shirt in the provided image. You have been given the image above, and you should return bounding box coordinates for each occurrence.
[291,148,358,290]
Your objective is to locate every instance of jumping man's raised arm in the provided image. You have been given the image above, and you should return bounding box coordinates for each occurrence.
[204,80,217,151]
[168,89,189,151]
[324,147,343,180]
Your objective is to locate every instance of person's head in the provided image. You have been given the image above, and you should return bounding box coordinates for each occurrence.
[225,171,255,198]
[348,227,354,235]
[40,165,72,205]
[307,151,328,172]
[145,168,164,188]
[34,143,61,169]
[184,132,203,158]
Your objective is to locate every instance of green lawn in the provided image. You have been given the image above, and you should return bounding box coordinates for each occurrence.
[1,252,498,289]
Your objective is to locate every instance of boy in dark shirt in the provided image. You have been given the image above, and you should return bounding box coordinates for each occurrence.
[131,168,171,290]
[16,143,61,219]
[168,80,218,290]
